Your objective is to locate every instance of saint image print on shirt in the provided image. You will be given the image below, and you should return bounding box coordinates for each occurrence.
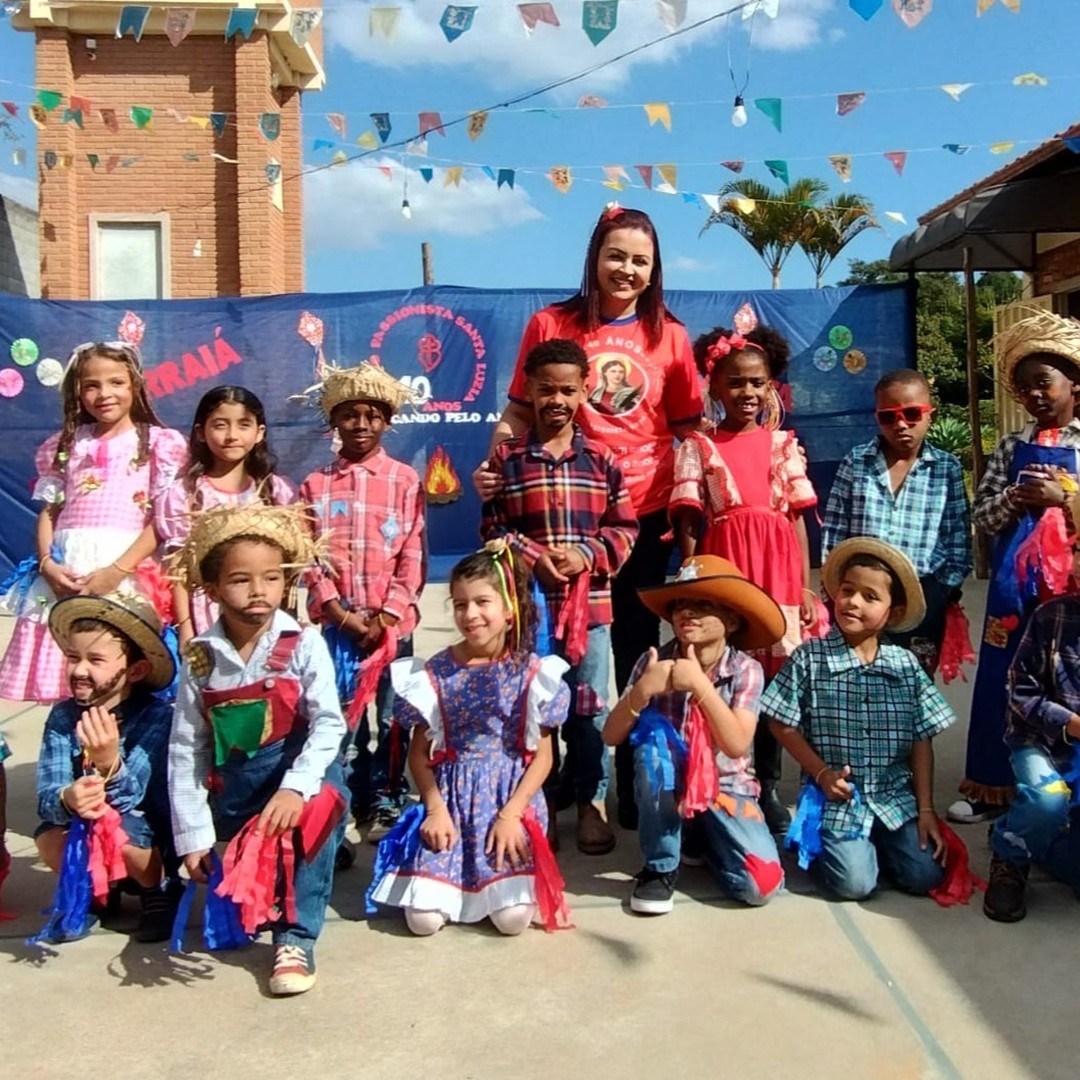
[588,354,644,416]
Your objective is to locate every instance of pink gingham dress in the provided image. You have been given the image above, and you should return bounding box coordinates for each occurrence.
[155,473,296,634]
[0,423,187,702]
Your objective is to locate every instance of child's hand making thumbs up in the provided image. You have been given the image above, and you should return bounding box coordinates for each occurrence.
[817,764,855,802]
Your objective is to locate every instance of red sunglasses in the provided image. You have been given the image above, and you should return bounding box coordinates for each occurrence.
[875,403,934,426]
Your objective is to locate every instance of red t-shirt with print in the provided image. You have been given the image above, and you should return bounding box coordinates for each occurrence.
[508,307,702,516]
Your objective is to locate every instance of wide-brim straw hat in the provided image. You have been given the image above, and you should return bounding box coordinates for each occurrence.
[49,591,175,691]
[638,555,786,651]
[170,503,324,589]
[996,309,1080,396]
[318,361,416,418]
[822,538,926,634]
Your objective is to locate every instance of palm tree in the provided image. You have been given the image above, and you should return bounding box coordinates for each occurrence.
[702,176,828,290]
[800,193,879,288]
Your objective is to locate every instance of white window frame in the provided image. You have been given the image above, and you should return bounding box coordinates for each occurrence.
[88,213,171,300]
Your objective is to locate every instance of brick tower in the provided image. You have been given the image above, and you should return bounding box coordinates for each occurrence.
[12,0,324,299]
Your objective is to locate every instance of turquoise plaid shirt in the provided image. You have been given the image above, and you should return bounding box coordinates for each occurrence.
[821,438,971,588]
[761,629,956,835]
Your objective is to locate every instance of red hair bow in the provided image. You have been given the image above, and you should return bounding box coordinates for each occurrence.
[600,202,623,222]
[704,333,747,375]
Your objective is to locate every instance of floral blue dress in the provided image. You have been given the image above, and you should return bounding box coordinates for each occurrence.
[369,648,569,923]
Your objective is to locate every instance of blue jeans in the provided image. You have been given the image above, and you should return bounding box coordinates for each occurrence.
[634,743,783,905]
[991,747,1080,892]
[815,818,944,900]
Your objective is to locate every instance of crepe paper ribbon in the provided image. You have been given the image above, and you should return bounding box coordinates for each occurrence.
[785,781,864,871]
[531,579,553,657]
[629,706,689,799]
[938,602,976,685]
[553,571,590,665]
[216,817,298,935]
[365,802,425,915]
[1014,507,1072,601]
[928,821,986,908]
[680,703,720,818]
[521,807,573,931]
[170,851,251,953]
[345,626,399,732]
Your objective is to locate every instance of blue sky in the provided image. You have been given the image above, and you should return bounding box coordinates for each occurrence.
[1,0,1078,295]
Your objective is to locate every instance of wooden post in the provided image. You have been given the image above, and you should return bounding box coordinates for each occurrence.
[963,245,989,578]
[421,242,434,286]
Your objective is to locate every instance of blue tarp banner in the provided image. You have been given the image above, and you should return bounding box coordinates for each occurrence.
[0,283,913,577]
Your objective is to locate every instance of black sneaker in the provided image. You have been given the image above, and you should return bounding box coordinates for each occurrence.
[984,854,1029,923]
[335,839,357,872]
[630,868,677,915]
[760,784,791,837]
[680,818,706,867]
[367,804,403,843]
[135,880,184,943]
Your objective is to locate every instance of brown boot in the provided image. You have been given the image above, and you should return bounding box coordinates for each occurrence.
[577,802,616,856]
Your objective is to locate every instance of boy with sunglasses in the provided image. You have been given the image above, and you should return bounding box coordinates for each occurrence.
[822,369,971,676]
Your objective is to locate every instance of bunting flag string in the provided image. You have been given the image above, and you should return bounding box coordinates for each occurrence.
[518,3,560,32]
[164,8,196,47]
[440,5,477,42]
[467,110,489,141]
[224,8,258,41]
[884,150,907,175]
[369,6,401,38]
[115,5,150,43]
[754,97,782,132]
[828,154,853,182]
[290,8,322,47]
[836,92,866,117]
[643,103,672,131]
[582,1,618,46]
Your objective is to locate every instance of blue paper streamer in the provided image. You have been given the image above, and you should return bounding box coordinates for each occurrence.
[365,802,425,915]
[1062,746,1080,809]
[531,579,552,657]
[170,852,250,953]
[0,543,60,612]
[628,706,688,800]
[785,780,864,871]
[27,817,94,946]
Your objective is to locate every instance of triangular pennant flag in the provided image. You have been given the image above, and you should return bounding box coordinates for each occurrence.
[36,89,62,112]
[602,179,625,191]
[643,103,672,131]
[444,166,464,187]
[578,94,607,108]
[210,113,227,136]
[189,115,210,130]
[481,165,496,182]
[732,197,756,214]
[1013,72,1048,86]
[548,166,572,193]
[266,162,282,184]
[225,9,258,40]
[754,97,782,132]
[99,107,118,133]
[989,141,1015,154]
[701,193,721,214]
[635,164,653,189]
[603,164,630,189]
[105,155,120,173]
[440,5,476,42]
[681,193,701,206]
[120,157,137,168]
[420,167,434,183]
[29,104,46,128]
[828,154,852,183]
[371,113,392,143]
[764,159,789,185]
[657,0,687,31]
[468,110,489,141]
[518,3,559,30]
[979,0,1020,12]
[164,8,196,47]
[943,143,970,155]
[313,138,335,151]
[357,131,378,149]
[497,168,515,189]
[43,150,57,170]
[87,153,99,169]
[130,106,153,130]
[884,211,907,224]
[656,163,677,191]
[940,83,972,101]
[884,150,907,176]
[166,107,188,123]
[59,154,73,170]
[1063,137,1080,155]
[893,0,932,29]
[71,94,92,115]
[62,108,84,128]
[331,150,348,166]
[327,113,346,139]
[419,112,446,137]
[115,6,150,42]
[1,102,17,117]
[181,152,199,161]
[405,138,429,156]
[849,0,883,16]
[260,113,280,141]
[290,8,322,46]
[370,7,401,38]
[582,1,618,46]
[836,92,866,117]
[378,165,393,181]
[721,160,745,173]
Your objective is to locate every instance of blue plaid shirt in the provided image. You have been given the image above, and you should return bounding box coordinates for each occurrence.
[761,629,956,835]
[1007,595,1080,772]
[822,438,971,588]
[36,692,173,826]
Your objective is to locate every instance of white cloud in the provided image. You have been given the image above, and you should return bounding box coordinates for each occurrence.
[0,171,37,210]
[304,156,543,251]
[668,254,717,273]
[327,1,834,92]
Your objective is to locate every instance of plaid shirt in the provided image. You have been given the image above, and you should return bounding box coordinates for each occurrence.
[761,629,956,835]
[36,692,173,825]
[623,639,765,798]
[481,426,638,628]
[974,421,1080,536]
[300,448,426,636]
[822,438,971,588]
[1007,595,1080,772]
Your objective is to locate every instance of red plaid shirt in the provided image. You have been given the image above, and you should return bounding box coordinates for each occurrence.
[299,449,425,636]
[482,426,638,628]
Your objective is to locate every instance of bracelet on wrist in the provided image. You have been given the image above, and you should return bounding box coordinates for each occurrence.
[814,765,830,785]
[917,807,936,815]
[111,559,136,576]
[337,607,350,628]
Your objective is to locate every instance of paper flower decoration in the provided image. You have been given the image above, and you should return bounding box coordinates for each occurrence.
[117,310,145,346]
[297,311,325,350]
[10,338,38,366]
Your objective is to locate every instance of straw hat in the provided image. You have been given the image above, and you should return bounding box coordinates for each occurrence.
[49,591,176,691]
[821,538,926,634]
[637,556,785,651]
[317,361,416,419]
[995,309,1080,396]
[170,503,325,589]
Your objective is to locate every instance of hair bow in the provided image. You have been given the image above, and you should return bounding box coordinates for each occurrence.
[704,333,748,375]
[600,202,623,222]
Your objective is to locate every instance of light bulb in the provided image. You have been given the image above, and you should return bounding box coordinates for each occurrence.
[401,198,412,220]
[731,95,748,128]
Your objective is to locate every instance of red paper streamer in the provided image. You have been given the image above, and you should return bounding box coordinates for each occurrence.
[217,818,298,934]
[929,820,986,907]
[345,626,399,731]
[680,703,719,817]
[521,808,572,931]
[87,806,130,904]
[938,602,976,684]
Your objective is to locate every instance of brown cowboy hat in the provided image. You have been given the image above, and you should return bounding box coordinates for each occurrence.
[638,556,785,651]
[821,537,926,634]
